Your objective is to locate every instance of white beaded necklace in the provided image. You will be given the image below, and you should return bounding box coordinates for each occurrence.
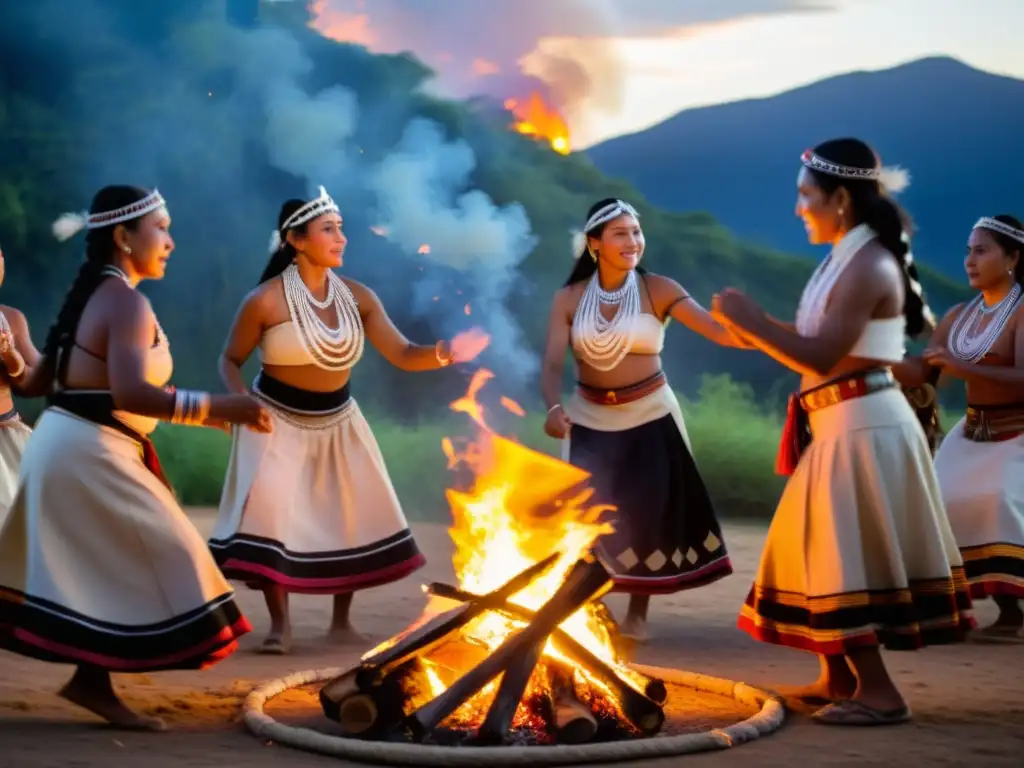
[948,283,1022,364]
[100,264,168,347]
[795,224,877,336]
[281,263,364,371]
[572,270,641,371]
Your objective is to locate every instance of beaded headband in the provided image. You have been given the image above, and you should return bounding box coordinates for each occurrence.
[269,185,340,254]
[570,199,641,260]
[974,216,1024,246]
[52,189,167,242]
[800,149,911,194]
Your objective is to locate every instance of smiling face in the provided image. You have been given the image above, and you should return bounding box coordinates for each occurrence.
[289,212,347,268]
[965,227,1019,291]
[115,207,174,280]
[795,167,848,245]
[588,213,644,271]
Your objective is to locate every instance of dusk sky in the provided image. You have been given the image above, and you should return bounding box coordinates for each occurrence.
[301,0,1024,147]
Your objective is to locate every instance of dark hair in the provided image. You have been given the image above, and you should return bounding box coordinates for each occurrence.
[977,214,1024,284]
[564,197,647,286]
[806,138,933,337]
[259,199,309,284]
[40,185,150,391]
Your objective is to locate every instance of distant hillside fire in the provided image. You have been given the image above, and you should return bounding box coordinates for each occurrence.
[505,93,571,155]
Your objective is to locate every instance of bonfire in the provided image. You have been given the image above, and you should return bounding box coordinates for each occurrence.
[319,370,667,746]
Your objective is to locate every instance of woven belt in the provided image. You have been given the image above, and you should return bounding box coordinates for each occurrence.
[577,372,666,406]
[963,403,1024,442]
[799,368,896,413]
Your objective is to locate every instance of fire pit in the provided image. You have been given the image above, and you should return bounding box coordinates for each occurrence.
[241,372,785,762]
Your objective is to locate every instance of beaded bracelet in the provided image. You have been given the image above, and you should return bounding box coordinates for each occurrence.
[171,389,212,426]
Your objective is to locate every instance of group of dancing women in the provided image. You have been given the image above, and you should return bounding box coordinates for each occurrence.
[0,136,1020,732]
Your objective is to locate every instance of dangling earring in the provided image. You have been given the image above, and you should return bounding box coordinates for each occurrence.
[589,248,598,262]
[123,246,132,254]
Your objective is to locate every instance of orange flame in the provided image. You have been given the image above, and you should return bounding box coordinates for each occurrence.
[506,93,571,155]
[396,369,642,728]
[500,396,525,417]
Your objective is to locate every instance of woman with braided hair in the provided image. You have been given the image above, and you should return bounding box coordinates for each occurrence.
[0,185,271,731]
[209,187,487,654]
[896,214,1024,641]
[712,138,973,726]
[0,244,41,519]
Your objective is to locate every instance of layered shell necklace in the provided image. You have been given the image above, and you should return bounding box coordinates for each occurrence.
[948,282,1022,364]
[281,262,364,371]
[572,270,641,371]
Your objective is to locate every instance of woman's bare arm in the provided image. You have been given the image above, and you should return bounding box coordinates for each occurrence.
[219,288,270,394]
[348,279,446,371]
[106,288,177,417]
[541,288,573,411]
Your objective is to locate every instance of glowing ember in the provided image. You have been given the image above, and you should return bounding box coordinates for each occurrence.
[505,93,571,155]
[419,244,431,255]
[500,396,525,417]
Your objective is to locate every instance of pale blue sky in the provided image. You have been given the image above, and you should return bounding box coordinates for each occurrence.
[306,0,1024,147]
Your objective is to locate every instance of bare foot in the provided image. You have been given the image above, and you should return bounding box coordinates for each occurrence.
[325,626,370,646]
[58,679,166,731]
[620,615,650,642]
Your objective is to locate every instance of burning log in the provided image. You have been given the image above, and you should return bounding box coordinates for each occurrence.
[427,581,668,714]
[476,642,545,744]
[354,552,560,689]
[321,657,442,737]
[547,661,598,744]
[406,556,613,743]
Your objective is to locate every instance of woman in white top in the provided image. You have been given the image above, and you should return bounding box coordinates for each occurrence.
[541,197,748,641]
[896,214,1024,641]
[0,185,269,730]
[210,186,486,653]
[712,138,973,726]
[0,244,40,520]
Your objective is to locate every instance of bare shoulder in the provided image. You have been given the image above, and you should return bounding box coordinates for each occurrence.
[339,275,376,304]
[639,272,686,300]
[243,277,283,312]
[858,241,904,281]
[0,304,26,326]
[553,283,583,317]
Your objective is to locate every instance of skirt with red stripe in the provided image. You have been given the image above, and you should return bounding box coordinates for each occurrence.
[209,373,425,594]
[739,387,974,653]
[0,407,250,671]
[935,413,1024,600]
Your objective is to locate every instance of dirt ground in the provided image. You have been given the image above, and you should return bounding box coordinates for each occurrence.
[1,510,1022,767]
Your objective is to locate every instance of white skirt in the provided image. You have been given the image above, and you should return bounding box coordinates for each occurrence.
[935,415,1024,599]
[209,388,424,594]
[0,408,250,671]
[0,413,31,522]
[739,387,975,654]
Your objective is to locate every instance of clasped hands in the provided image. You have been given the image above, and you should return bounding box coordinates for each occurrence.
[710,287,764,343]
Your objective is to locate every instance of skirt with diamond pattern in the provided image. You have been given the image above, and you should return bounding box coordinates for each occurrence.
[562,383,732,595]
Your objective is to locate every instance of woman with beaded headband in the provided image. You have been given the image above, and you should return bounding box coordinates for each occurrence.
[711,138,973,726]
[542,197,748,641]
[895,214,1024,641]
[209,186,487,654]
[0,243,42,520]
[0,186,271,731]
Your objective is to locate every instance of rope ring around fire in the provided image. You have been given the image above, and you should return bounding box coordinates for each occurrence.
[241,663,785,765]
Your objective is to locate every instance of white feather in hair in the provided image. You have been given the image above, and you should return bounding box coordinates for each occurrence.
[52,212,88,242]
[268,229,282,254]
[878,165,911,195]
[570,229,587,260]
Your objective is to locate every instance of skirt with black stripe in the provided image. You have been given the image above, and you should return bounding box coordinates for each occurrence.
[563,383,732,595]
[209,372,425,594]
[0,407,250,671]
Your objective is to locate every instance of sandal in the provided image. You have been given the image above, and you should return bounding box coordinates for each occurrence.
[257,636,291,655]
[812,699,911,726]
[972,624,1024,643]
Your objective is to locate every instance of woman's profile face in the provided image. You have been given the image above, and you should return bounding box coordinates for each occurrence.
[795,167,844,245]
[119,208,174,281]
[590,213,644,271]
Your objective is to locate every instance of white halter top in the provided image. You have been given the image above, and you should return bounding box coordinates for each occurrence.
[795,224,906,363]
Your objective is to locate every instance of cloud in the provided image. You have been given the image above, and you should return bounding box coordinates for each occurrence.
[306,0,836,128]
